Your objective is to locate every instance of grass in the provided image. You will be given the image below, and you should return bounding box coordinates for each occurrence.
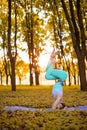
[0,85,87,130]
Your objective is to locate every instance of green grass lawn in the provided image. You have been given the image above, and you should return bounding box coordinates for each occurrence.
[0,85,87,130]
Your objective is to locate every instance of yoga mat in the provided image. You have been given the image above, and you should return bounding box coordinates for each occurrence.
[3,105,87,111]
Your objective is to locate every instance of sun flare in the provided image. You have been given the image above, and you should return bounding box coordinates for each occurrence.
[38,54,50,68]
[38,47,53,68]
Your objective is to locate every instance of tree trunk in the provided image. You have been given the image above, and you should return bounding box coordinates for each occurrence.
[0,72,2,85]
[30,63,33,86]
[78,54,87,91]
[30,0,34,86]
[6,75,9,85]
[8,0,17,91]
[72,58,77,85]
[10,59,16,91]
[25,0,34,86]
[35,72,39,85]
[73,75,76,85]
[19,77,21,84]
[77,74,80,85]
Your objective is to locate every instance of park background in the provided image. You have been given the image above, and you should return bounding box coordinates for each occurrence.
[0,1,87,129]
[0,0,87,91]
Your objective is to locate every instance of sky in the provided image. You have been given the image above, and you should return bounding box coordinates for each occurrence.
[19,42,54,69]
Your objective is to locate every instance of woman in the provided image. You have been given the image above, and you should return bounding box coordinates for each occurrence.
[45,49,68,110]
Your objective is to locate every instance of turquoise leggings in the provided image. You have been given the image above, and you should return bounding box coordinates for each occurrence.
[45,64,68,81]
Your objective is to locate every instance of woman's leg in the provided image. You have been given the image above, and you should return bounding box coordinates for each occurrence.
[45,67,68,81]
[45,63,57,80]
[45,49,56,80]
[45,70,56,80]
[45,55,67,81]
[50,69,68,81]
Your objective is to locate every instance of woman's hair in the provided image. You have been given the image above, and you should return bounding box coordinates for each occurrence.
[60,103,65,109]
[58,103,66,109]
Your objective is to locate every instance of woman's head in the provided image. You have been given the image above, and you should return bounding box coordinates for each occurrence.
[57,103,65,109]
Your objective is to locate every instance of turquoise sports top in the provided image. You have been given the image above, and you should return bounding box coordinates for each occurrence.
[52,81,63,98]
[53,81,63,91]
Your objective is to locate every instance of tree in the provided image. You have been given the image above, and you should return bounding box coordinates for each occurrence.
[24,0,34,86]
[22,0,45,85]
[0,0,9,85]
[45,0,72,85]
[61,0,87,91]
[7,0,17,91]
[16,59,29,84]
